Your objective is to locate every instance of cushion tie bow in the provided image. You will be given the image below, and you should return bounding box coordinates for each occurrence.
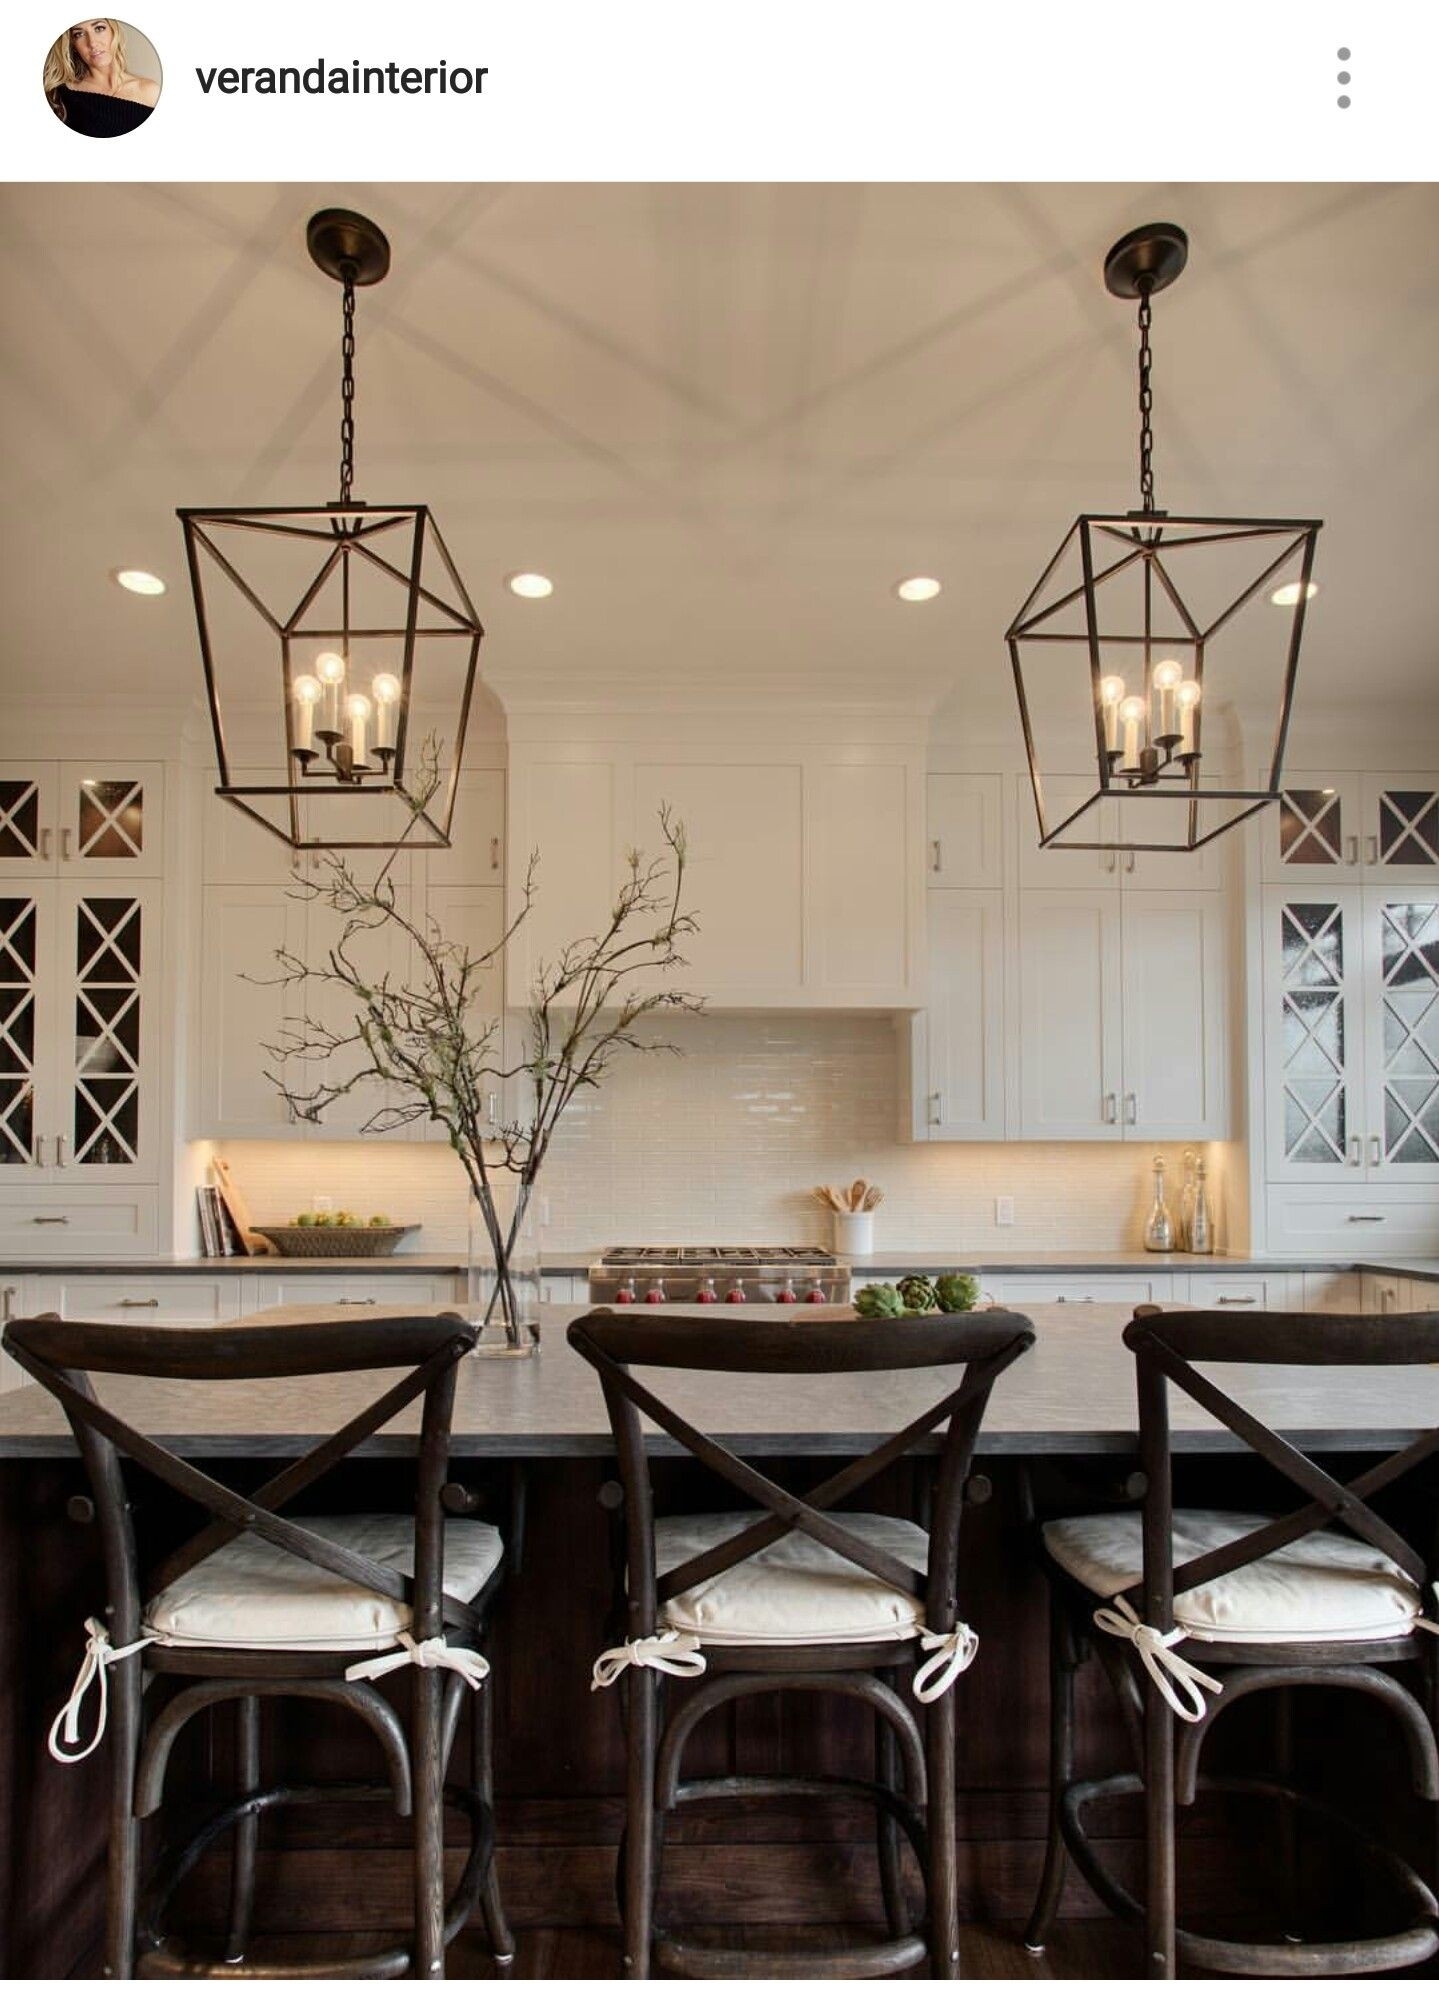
[48,1617,148,1765]
[346,1632,491,1690]
[912,1624,980,1703]
[1093,1595,1224,1723]
[591,1629,707,1692]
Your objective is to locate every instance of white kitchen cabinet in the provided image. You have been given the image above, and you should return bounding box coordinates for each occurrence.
[1299,1270,1363,1313]
[1263,885,1439,1188]
[1119,894,1228,1139]
[906,891,1005,1140]
[25,1273,245,1325]
[1017,890,1123,1138]
[984,1274,1173,1305]
[421,768,507,889]
[811,761,921,1002]
[1265,1191,1439,1258]
[1361,1271,1411,1316]
[506,756,621,1005]
[0,880,162,1192]
[1018,777,1120,889]
[196,885,307,1139]
[927,775,1002,888]
[248,1272,457,1310]
[1184,1272,1292,1312]
[0,761,164,881]
[1263,771,1439,884]
[0,1188,159,1258]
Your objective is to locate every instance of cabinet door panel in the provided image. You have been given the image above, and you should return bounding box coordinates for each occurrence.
[59,885,159,1179]
[1120,894,1228,1139]
[424,768,506,888]
[507,759,620,1004]
[1018,891,1121,1138]
[634,761,803,994]
[1364,776,1439,881]
[0,764,55,879]
[919,891,1004,1139]
[1364,892,1439,1180]
[1263,888,1364,1182]
[1261,772,1362,881]
[58,763,164,878]
[0,886,54,1177]
[299,870,414,1138]
[1185,1273,1290,1312]
[196,885,306,1138]
[812,763,914,997]
[927,775,1002,888]
[1018,776,1118,888]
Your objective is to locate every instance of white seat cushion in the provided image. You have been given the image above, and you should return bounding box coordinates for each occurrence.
[655,1510,929,1647]
[1043,1508,1422,1645]
[144,1513,503,1652]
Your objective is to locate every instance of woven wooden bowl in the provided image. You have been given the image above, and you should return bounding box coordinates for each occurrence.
[255,1224,419,1258]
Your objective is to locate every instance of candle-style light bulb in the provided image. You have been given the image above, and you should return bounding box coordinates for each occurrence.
[1152,659,1183,745]
[315,651,347,744]
[1099,674,1126,756]
[371,671,401,759]
[346,690,372,772]
[290,671,322,759]
[1176,679,1202,760]
[1118,694,1146,774]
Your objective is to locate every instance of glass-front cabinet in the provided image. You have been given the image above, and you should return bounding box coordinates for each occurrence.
[0,762,163,879]
[1265,885,1439,1184]
[1264,771,1439,883]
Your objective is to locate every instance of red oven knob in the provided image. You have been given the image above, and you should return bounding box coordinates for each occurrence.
[695,1279,718,1303]
[805,1282,827,1304]
[644,1281,667,1305]
[615,1277,637,1305]
[777,1278,798,1304]
[725,1281,747,1305]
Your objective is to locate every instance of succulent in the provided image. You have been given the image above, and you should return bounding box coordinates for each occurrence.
[854,1282,905,1320]
[934,1271,981,1314]
[897,1274,938,1315]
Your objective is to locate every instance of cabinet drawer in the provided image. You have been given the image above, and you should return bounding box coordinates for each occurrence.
[1184,1273,1291,1312]
[1299,1271,1363,1313]
[983,1273,1170,1305]
[31,1276,242,1324]
[0,1188,158,1257]
[252,1274,458,1310]
[1265,1192,1439,1257]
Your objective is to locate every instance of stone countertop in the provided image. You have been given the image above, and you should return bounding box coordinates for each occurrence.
[1,1301,1435,1461]
[1,1248,1420,1277]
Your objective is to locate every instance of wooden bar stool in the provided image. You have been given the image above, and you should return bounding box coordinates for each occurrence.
[3,1312,514,1980]
[569,1305,1036,1979]
[1025,1305,1439,1979]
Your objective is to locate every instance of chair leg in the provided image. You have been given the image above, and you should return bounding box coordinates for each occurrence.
[925,1683,960,1979]
[103,1651,143,1980]
[223,1695,261,1965]
[474,1673,515,1971]
[875,1683,912,1938]
[1025,1590,1076,1955]
[621,1668,659,1980]
[413,1665,447,1980]
[1144,1680,1177,1980]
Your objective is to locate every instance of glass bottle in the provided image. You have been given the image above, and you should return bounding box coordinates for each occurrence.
[1189,1155,1214,1255]
[1143,1153,1176,1253]
[1176,1149,1197,1252]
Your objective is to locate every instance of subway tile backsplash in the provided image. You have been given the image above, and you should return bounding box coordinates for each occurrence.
[219,1015,1216,1255]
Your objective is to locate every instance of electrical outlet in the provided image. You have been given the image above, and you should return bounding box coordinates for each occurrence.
[995,1195,1015,1227]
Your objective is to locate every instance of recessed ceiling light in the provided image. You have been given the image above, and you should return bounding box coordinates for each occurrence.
[506,571,554,600]
[1270,580,1319,607]
[112,567,166,597]
[894,576,942,603]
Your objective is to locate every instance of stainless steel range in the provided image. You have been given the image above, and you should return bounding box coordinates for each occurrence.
[588,1245,850,1307]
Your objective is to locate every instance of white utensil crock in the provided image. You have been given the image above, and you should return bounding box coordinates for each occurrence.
[831,1212,874,1257]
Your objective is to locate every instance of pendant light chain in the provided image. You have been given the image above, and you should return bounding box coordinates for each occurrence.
[338,272,357,506]
[1136,280,1156,516]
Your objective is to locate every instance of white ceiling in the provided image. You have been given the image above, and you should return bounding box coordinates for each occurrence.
[2,181,1436,722]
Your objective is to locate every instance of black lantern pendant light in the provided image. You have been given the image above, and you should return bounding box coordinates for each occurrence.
[180,209,484,851]
[1007,223,1322,854]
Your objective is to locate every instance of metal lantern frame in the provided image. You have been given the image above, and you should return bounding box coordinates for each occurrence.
[1008,222,1324,855]
[179,208,484,852]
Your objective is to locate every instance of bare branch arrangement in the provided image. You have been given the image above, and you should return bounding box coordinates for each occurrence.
[261,781,702,1347]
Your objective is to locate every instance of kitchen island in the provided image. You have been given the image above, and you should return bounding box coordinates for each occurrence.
[1,1302,1434,1976]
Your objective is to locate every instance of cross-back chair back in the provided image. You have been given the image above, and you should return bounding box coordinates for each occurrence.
[1124,1304,1439,1638]
[2,1312,480,1654]
[568,1307,1036,1640]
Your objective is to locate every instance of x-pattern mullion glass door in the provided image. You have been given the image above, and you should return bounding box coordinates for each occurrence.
[0,885,57,1176]
[1265,887,1364,1182]
[55,884,157,1179]
[1364,889,1439,1180]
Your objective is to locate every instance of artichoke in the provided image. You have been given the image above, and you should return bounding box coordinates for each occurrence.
[934,1271,981,1314]
[897,1273,938,1315]
[854,1282,905,1320]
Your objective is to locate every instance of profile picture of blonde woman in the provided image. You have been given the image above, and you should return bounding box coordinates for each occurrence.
[44,19,161,138]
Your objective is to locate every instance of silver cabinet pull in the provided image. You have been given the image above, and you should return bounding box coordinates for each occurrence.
[1346,1134,1361,1167]
[929,1090,944,1126]
[35,1134,48,1168]
[1125,849,1136,874]
[490,835,501,872]
[33,1214,70,1225]
[487,1091,499,1125]
[1103,850,1117,874]
[1345,835,1358,866]
[117,1297,159,1309]
[1124,1092,1138,1125]
[55,1135,68,1168]
[1103,1092,1117,1124]
[59,828,72,862]
[1367,835,1379,866]
[1368,1135,1381,1167]
[1217,1295,1256,1305]
[1347,1213,1385,1223]
[336,1296,378,1306]
[1056,1294,1096,1304]
[930,839,942,874]
[1,1285,15,1323]
[39,827,52,861]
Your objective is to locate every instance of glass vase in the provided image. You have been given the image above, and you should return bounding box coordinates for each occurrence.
[465,1188,542,1353]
